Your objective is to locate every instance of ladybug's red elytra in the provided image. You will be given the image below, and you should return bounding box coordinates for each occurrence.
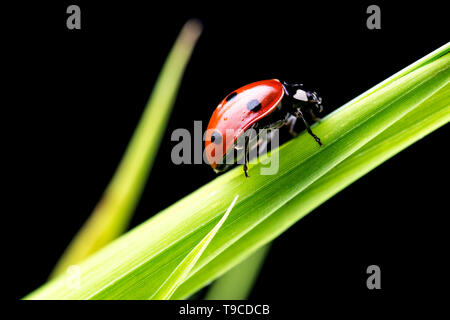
[205,79,323,177]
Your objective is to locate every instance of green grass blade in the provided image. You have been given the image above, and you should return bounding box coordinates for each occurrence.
[173,74,450,299]
[26,44,449,300]
[50,20,202,278]
[151,195,238,300]
[204,244,270,300]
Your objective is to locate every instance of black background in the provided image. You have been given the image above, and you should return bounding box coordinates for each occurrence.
[6,0,448,310]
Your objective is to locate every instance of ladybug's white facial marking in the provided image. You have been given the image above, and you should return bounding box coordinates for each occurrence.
[293,89,308,102]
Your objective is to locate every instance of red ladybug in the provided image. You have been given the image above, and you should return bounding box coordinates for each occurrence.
[205,79,323,177]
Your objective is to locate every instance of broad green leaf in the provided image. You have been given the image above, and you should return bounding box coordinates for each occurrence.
[26,43,449,300]
[50,20,202,278]
[173,68,450,300]
[151,195,238,300]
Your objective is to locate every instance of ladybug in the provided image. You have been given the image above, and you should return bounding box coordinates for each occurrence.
[205,79,323,177]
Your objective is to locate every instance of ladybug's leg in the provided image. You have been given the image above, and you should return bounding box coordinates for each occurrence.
[243,135,250,178]
[286,115,298,137]
[294,108,322,146]
[308,107,322,123]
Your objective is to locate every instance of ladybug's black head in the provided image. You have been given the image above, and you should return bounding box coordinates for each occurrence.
[307,91,323,113]
[282,81,323,113]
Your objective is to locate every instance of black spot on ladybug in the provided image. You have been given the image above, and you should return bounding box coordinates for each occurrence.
[247,99,261,112]
[225,92,238,102]
[211,131,222,144]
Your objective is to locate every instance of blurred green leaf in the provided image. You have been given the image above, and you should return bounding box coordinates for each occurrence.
[50,20,202,278]
[205,244,270,300]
